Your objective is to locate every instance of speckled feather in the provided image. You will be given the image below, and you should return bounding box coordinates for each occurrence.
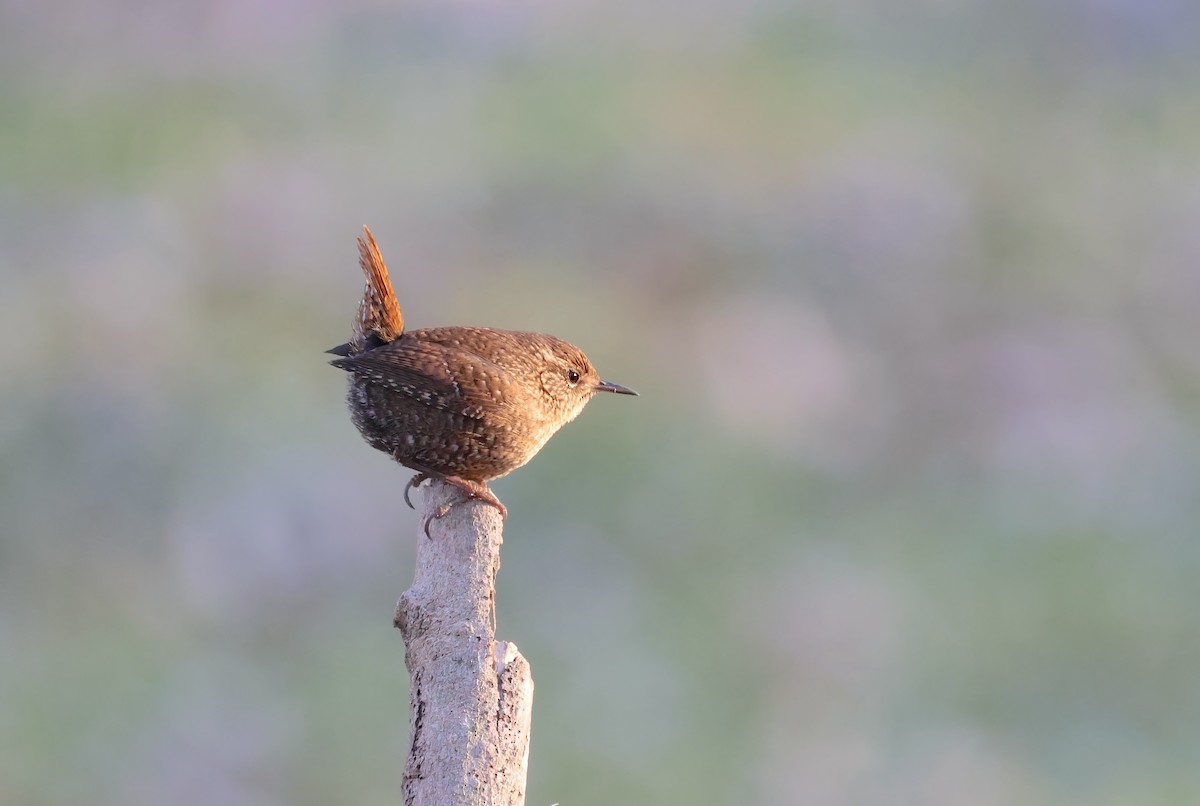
[331,327,601,480]
[329,227,636,489]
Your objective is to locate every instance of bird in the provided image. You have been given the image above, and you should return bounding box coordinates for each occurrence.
[329,226,637,527]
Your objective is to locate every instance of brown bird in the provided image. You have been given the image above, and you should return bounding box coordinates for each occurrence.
[329,226,637,525]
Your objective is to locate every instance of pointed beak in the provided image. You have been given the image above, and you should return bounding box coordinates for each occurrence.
[595,379,638,396]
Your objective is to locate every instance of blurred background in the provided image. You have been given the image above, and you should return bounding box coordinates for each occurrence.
[3,1,1200,804]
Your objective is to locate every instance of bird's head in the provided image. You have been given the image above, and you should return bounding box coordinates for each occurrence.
[535,336,638,426]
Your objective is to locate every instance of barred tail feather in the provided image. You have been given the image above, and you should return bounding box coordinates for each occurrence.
[352,225,404,351]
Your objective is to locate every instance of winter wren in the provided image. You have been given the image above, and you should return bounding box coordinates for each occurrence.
[329,226,637,522]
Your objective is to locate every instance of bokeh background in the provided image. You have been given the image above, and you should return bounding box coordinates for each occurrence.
[4,1,1200,804]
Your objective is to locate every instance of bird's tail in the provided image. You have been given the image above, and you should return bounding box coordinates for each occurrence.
[350,225,404,352]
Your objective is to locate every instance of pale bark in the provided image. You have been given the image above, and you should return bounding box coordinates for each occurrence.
[393,480,533,806]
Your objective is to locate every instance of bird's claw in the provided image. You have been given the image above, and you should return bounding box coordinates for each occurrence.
[404,473,429,510]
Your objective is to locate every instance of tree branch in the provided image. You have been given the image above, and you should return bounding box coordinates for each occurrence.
[393,480,533,806]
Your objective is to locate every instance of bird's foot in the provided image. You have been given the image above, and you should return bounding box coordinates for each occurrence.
[441,477,508,518]
[419,475,507,538]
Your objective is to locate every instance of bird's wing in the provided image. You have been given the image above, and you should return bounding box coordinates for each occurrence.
[330,340,493,419]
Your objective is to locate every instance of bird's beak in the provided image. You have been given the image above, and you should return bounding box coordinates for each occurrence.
[595,379,638,396]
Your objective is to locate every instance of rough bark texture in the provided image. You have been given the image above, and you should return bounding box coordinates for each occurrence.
[393,480,534,806]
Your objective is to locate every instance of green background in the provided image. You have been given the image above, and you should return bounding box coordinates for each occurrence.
[4,2,1199,804]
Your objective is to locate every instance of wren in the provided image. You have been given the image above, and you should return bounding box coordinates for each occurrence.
[329,226,637,524]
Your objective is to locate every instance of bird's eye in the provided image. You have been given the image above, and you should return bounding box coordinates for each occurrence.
[566,369,581,386]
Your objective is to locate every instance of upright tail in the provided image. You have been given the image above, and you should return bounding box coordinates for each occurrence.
[350,225,404,352]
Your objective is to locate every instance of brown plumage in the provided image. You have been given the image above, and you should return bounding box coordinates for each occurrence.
[329,226,636,523]
[351,226,403,347]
